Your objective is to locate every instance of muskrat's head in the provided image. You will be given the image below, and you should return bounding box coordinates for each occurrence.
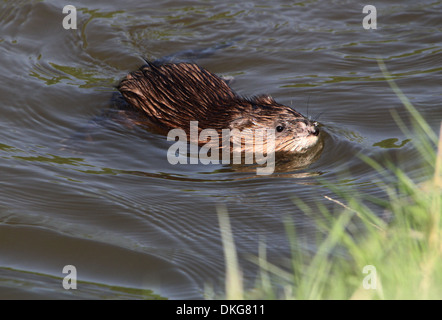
[228,95,321,154]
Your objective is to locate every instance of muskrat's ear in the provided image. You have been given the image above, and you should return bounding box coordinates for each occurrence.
[220,75,235,85]
[253,95,276,105]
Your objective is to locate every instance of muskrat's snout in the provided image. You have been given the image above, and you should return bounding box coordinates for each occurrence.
[294,119,320,137]
[310,121,320,136]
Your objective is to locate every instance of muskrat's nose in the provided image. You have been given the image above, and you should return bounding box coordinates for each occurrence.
[303,120,320,136]
[297,119,320,136]
[311,122,320,136]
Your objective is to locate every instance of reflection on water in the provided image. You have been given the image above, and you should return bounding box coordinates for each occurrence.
[30,62,116,88]
[0,0,441,299]
[373,138,411,149]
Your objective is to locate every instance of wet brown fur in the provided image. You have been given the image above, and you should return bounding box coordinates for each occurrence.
[117,62,320,153]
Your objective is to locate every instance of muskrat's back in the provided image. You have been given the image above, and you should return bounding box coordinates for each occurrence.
[118,63,236,132]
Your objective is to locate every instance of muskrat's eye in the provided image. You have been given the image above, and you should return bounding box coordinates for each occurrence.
[276,125,285,132]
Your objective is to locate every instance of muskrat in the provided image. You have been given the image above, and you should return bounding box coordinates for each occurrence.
[117,62,321,154]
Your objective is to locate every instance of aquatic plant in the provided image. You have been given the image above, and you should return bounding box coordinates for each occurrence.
[214,59,442,300]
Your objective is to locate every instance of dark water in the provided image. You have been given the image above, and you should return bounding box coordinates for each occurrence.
[0,0,441,299]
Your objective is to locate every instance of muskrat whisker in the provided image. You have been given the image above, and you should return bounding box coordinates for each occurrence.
[313,111,325,122]
[306,94,311,120]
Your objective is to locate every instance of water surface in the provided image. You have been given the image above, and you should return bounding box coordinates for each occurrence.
[0,0,441,299]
